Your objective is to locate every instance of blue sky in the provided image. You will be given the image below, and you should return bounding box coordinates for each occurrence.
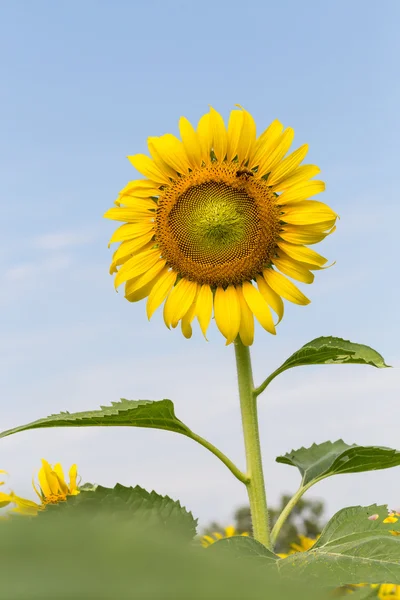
[1,0,399,529]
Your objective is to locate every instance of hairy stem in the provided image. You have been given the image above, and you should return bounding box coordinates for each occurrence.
[270,482,313,547]
[234,337,271,549]
[253,367,286,397]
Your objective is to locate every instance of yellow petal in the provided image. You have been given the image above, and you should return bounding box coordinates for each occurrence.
[257,128,295,178]
[277,241,328,267]
[163,279,198,328]
[256,275,284,324]
[125,276,159,303]
[181,302,197,339]
[68,464,78,493]
[108,222,155,246]
[281,222,336,245]
[146,268,177,319]
[114,249,160,288]
[147,137,180,180]
[250,120,284,169]
[227,109,244,161]
[125,258,166,298]
[110,241,154,274]
[201,535,216,547]
[274,253,315,284]
[119,179,161,197]
[236,106,256,163]
[115,195,157,209]
[110,233,155,267]
[214,286,241,345]
[53,463,65,483]
[197,112,211,164]
[236,286,254,346]
[278,181,325,204]
[53,464,68,495]
[148,134,191,175]
[264,269,310,305]
[104,205,155,222]
[293,259,330,272]
[0,492,13,508]
[179,116,202,169]
[128,154,170,185]
[241,281,275,335]
[195,284,213,338]
[280,226,329,245]
[209,106,227,162]
[267,144,308,186]
[302,219,337,232]
[39,460,60,496]
[282,201,337,225]
[37,461,51,497]
[270,165,320,192]
[10,494,41,515]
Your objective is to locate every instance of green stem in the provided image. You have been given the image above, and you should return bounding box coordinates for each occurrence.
[253,367,286,397]
[234,337,271,549]
[270,482,313,547]
[187,431,249,485]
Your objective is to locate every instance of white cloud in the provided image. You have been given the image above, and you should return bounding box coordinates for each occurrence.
[33,227,99,250]
[3,254,72,282]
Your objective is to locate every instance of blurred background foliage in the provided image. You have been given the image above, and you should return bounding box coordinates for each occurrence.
[1,511,324,600]
[204,493,326,553]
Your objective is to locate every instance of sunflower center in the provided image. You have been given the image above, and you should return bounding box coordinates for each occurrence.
[156,164,281,287]
[43,493,66,505]
[170,182,259,265]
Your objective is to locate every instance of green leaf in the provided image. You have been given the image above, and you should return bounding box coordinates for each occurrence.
[256,336,389,394]
[278,504,400,585]
[0,399,247,483]
[40,483,198,540]
[209,536,278,562]
[0,516,321,600]
[277,440,400,486]
[0,399,192,439]
[276,336,389,370]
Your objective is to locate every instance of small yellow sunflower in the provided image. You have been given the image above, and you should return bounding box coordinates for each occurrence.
[277,533,317,558]
[105,105,337,345]
[200,525,249,548]
[0,460,80,516]
[32,459,79,507]
[377,584,400,599]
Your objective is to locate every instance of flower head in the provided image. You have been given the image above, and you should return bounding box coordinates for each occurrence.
[32,459,79,506]
[277,533,317,558]
[0,460,80,516]
[105,106,337,345]
[377,584,400,599]
[200,525,249,548]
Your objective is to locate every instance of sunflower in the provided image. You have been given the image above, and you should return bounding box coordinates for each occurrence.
[200,525,249,548]
[0,460,80,516]
[277,533,317,558]
[105,105,337,345]
[32,459,79,507]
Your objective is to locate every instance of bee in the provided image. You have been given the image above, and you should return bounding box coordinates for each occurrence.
[236,169,254,180]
